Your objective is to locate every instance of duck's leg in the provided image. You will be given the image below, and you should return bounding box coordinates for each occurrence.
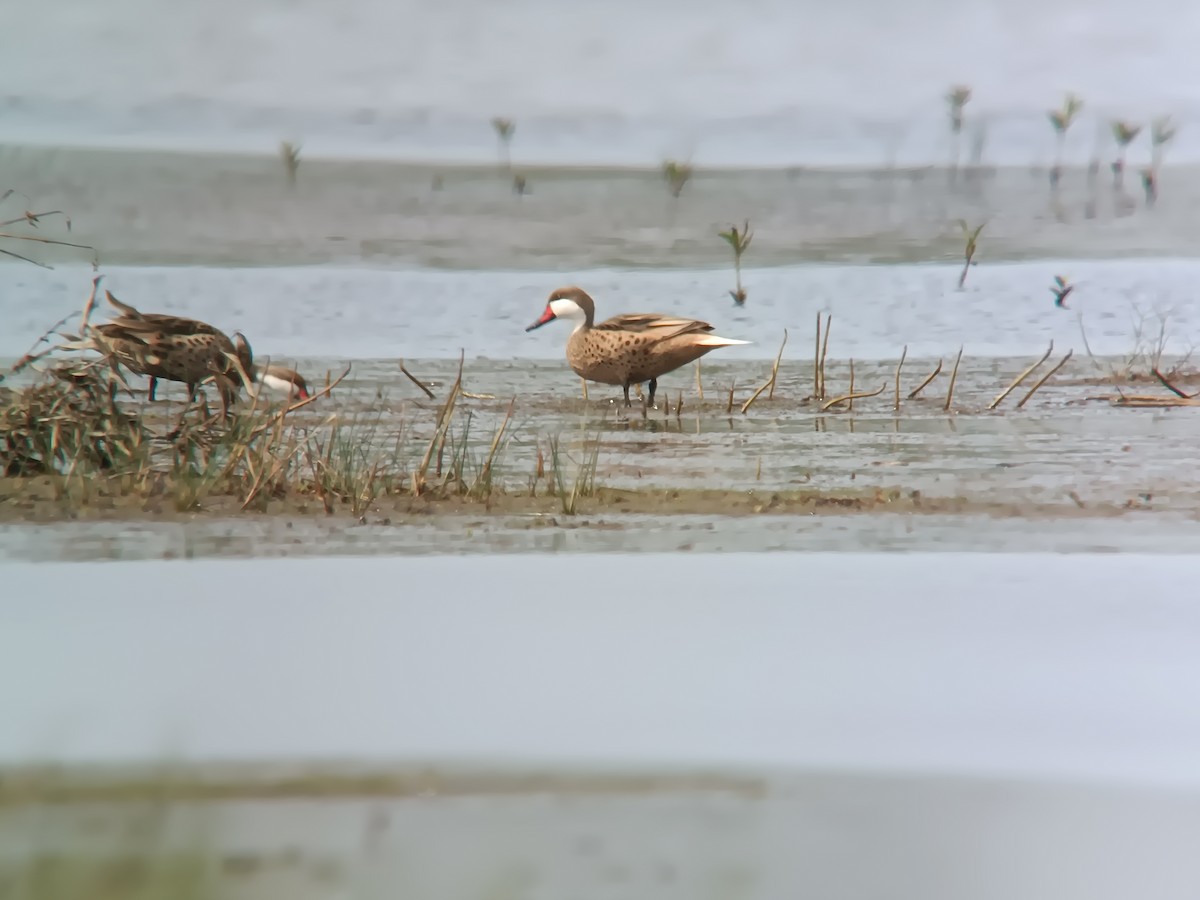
[148,376,158,402]
[622,381,632,407]
[647,378,658,407]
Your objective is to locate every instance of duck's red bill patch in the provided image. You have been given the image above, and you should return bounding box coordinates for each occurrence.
[525,305,556,332]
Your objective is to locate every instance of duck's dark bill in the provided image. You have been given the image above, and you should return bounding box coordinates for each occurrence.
[525,305,556,332]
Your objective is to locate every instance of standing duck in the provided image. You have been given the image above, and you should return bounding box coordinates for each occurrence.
[89,290,253,415]
[525,286,750,406]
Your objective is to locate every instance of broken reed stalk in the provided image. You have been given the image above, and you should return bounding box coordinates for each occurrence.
[741,329,790,414]
[813,312,822,399]
[987,341,1053,410]
[768,329,788,400]
[398,360,436,399]
[1016,350,1073,408]
[695,361,704,400]
[820,383,886,411]
[894,345,907,411]
[726,383,735,414]
[848,359,856,411]
[1152,367,1198,399]
[819,315,832,400]
[908,359,943,399]
[581,377,589,401]
[943,347,963,411]
[676,391,683,419]
[413,352,465,494]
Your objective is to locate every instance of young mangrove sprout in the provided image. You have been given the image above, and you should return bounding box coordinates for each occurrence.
[955,219,986,289]
[662,159,693,198]
[279,141,302,188]
[945,84,972,178]
[1151,115,1177,170]
[1110,121,1141,189]
[1050,275,1074,308]
[718,220,753,305]
[1047,93,1084,188]
[491,117,515,171]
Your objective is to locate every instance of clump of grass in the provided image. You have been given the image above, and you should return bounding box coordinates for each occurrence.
[662,159,693,198]
[718,220,753,306]
[491,117,515,171]
[279,141,302,188]
[546,433,601,515]
[955,219,985,289]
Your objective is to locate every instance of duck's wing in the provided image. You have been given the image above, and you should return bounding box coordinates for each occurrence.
[106,313,224,338]
[594,313,715,339]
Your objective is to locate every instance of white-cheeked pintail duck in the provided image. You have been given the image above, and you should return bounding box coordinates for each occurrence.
[246,363,311,401]
[89,290,254,415]
[526,286,750,406]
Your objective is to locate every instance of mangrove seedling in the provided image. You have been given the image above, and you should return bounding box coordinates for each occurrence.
[512,173,528,196]
[955,219,985,290]
[1047,93,1084,186]
[1140,168,1157,207]
[1110,121,1142,189]
[280,140,301,188]
[491,117,515,171]
[662,159,693,198]
[946,84,972,177]
[1151,115,1177,174]
[718,220,753,306]
[1050,275,1073,309]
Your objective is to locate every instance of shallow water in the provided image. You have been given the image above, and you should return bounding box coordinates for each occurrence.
[6,0,1200,167]
[4,259,1199,361]
[6,553,1200,899]
[5,552,1200,779]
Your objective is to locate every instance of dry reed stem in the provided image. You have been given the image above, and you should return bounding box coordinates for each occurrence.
[474,395,516,491]
[1152,367,1198,399]
[819,315,833,399]
[413,351,465,494]
[1112,395,1200,408]
[943,348,963,411]
[398,360,436,399]
[581,377,589,401]
[820,383,886,411]
[726,383,736,414]
[768,328,788,400]
[695,361,704,400]
[813,311,822,399]
[739,379,770,414]
[303,444,335,514]
[988,341,1053,409]
[848,358,856,411]
[894,345,907,411]
[1016,350,1073,408]
[908,360,943,399]
[676,391,683,419]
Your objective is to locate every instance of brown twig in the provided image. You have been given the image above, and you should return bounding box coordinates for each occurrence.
[821,383,886,411]
[813,312,822,399]
[768,328,788,400]
[894,345,907,411]
[695,361,704,401]
[1016,350,1073,408]
[819,315,832,399]
[908,359,943,399]
[726,382,735,414]
[398,360,436,399]
[1152,367,1198,399]
[413,352,464,494]
[847,358,856,412]
[988,341,1053,409]
[943,347,963,411]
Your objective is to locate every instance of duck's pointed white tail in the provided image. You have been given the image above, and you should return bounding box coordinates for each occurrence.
[696,335,751,347]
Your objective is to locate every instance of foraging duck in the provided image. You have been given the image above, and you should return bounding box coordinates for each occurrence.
[246,362,311,401]
[90,290,253,414]
[525,286,750,406]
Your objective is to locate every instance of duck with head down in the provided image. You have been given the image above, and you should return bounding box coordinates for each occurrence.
[90,290,254,416]
[525,286,750,406]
